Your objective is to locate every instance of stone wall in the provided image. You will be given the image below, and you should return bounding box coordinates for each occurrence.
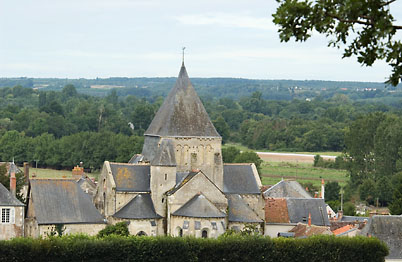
[110,217,163,236]
[0,206,24,240]
[170,216,225,238]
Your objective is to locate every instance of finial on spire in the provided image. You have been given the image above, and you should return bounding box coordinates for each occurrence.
[182,47,186,65]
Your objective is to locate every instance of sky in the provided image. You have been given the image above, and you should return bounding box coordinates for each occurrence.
[1,0,402,82]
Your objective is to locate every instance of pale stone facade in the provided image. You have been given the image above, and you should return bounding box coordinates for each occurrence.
[94,63,265,238]
[0,205,24,240]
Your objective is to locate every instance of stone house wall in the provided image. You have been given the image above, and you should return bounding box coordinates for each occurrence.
[170,216,226,238]
[0,206,24,240]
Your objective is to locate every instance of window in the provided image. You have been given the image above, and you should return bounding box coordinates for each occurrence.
[1,208,11,224]
[164,173,168,180]
[211,222,217,230]
[183,220,189,229]
[194,221,201,230]
[150,220,156,227]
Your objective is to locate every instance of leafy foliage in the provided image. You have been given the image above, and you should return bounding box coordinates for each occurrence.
[325,181,341,202]
[0,235,389,262]
[273,0,402,85]
[97,222,129,238]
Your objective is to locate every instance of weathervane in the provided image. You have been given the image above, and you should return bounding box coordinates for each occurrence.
[182,47,186,63]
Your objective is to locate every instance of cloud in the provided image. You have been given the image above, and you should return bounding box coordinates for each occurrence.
[175,13,276,31]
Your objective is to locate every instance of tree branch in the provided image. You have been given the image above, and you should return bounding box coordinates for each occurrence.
[380,0,397,7]
[326,13,402,30]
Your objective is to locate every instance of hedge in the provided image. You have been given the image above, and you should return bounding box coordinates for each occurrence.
[0,235,388,262]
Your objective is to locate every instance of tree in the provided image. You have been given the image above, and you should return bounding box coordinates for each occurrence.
[222,146,241,163]
[273,0,402,85]
[343,201,356,216]
[325,181,341,202]
[234,151,263,173]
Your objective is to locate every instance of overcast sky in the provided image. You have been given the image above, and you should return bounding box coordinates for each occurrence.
[1,0,402,82]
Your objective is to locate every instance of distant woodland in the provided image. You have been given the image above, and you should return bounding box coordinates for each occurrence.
[1,81,402,212]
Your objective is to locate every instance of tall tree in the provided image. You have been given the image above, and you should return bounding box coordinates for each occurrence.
[273,0,402,85]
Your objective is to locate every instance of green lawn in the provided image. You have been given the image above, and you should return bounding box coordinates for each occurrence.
[260,161,348,188]
[223,142,342,156]
[29,168,99,181]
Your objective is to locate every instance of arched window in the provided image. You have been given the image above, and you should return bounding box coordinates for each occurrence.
[201,229,208,238]
[176,227,183,237]
[136,231,147,236]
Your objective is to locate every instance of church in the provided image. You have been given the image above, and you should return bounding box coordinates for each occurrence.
[94,61,265,238]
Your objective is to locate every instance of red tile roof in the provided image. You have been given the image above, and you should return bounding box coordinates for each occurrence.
[265,198,290,223]
[332,224,354,235]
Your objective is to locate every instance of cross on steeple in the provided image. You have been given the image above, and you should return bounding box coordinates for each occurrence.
[182,47,186,65]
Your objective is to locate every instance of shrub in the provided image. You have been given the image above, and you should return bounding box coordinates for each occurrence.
[97,222,129,238]
[0,235,388,262]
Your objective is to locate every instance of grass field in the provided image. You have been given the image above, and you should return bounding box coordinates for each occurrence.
[260,161,348,187]
[29,168,99,180]
[223,142,342,156]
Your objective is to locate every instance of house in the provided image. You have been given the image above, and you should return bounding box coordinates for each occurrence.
[265,198,330,237]
[94,62,264,238]
[76,175,97,198]
[289,223,332,238]
[0,182,24,240]
[332,224,359,237]
[25,179,106,237]
[263,180,312,199]
[360,215,402,260]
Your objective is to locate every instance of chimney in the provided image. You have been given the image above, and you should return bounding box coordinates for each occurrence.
[308,212,312,227]
[10,170,16,196]
[24,162,29,184]
[321,179,325,200]
[337,210,343,221]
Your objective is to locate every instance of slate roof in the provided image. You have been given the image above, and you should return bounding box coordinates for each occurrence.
[263,180,312,199]
[0,183,24,206]
[144,63,220,138]
[265,198,290,223]
[360,215,402,259]
[286,198,330,226]
[76,176,96,189]
[223,164,260,194]
[167,171,199,195]
[150,139,176,166]
[128,154,144,164]
[113,194,162,220]
[340,215,368,223]
[29,179,105,225]
[172,193,226,218]
[227,194,262,223]
[109,163,150,192]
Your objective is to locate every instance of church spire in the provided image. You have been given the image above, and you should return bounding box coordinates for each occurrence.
[144,60,220,138]
[182,47,185,66]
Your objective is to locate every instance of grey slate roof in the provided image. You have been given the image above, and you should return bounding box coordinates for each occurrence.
[150,139,176,166]
[113,194,162,220]
[286,198,330,226]
[128,154,144,164]
[263,180,312,199]
[227,194,262,223]
[340,215,368,222]
[144,63,220,138]
[223,164,260,194]
[0,183,24,206]
[360,215,402,259]
[109,163,150,192]
[76,176,96,189]
[167,171,199,195]
[30,179,105,225]
[172,193,226,218]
